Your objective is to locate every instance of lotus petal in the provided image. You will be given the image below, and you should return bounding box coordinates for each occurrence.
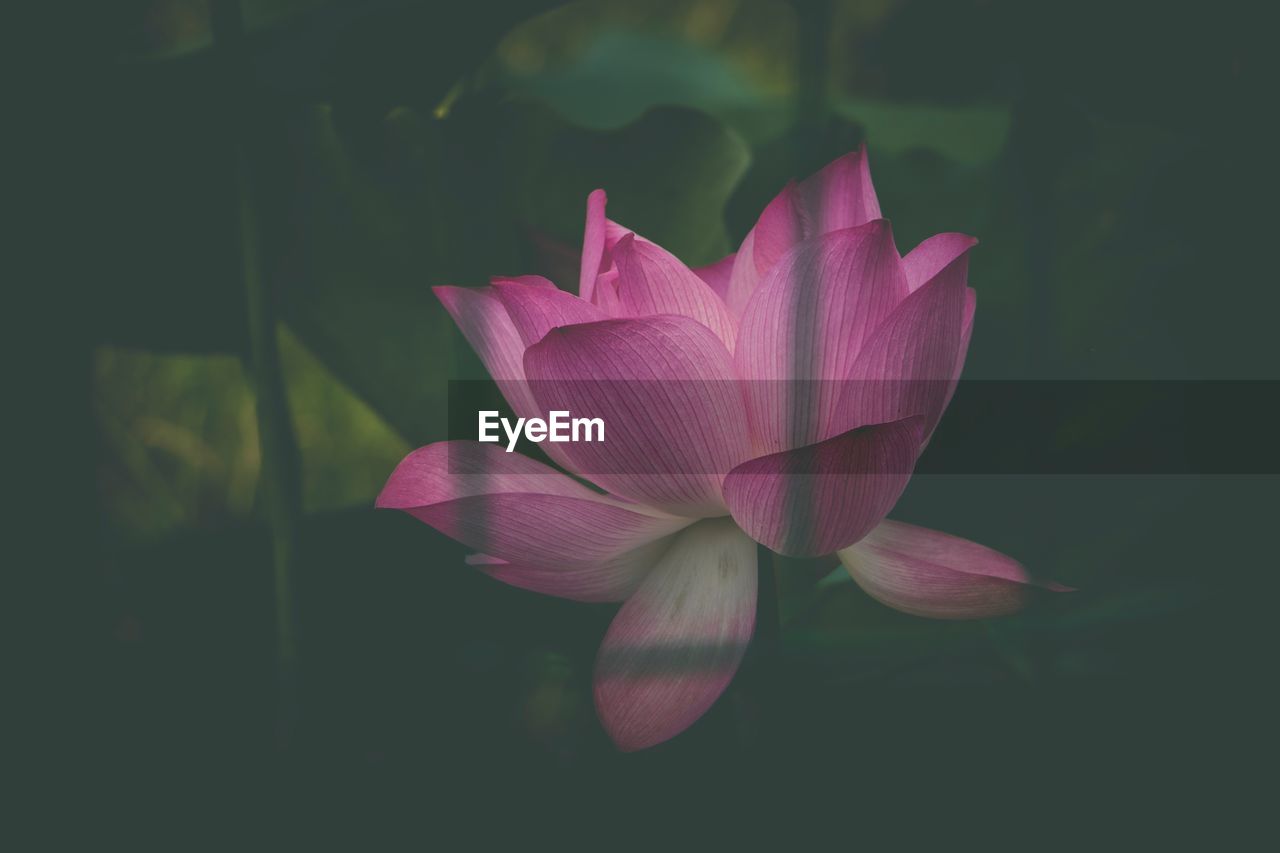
[491,278,609,348]
[594,518,757,751]
[836,251,969,439]
[608,233,738,349]
[377,442,690,600]
[791,145,883,237]
[722,417,924,556]
[693,252,736,301]
[523,315,753,517]
[434,284,539,420]
[725,183,801,316]
[901,233,978,293]
[579,189,610,302]
[735,220,909,453]
[839,520,1070,619]
[725,147,883,316]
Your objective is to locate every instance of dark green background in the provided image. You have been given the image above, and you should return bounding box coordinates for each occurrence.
[33,0,1272,836]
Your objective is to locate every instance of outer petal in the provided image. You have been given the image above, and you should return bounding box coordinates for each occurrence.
[722,417,924,557]
[902,233,978,293]
[835,250,969,440]
[838,520,1069,619]
[594,518,757,751]
[693,252,736,302]
[491,274,556,290]
[735,220,909,453]
[491,278,609,348]
[725,183,801,316]
[464,551,670,604]
[791,145,883,237]
[434,284,538,419]
[725,226,761,319]
[377,442,690,601]
[725,147,883,318]
[609,233,738,349]
[945,287,977,412]
[523,316,753,517]
[435,283,589,474]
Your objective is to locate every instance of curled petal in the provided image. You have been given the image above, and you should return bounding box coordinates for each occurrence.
[595,518,757,751]
[377,442,690,601]
[578,187,660,310]
[722,417,924,557]
[579,189,609,302]
[735,220,909,453]
[523,316,753,517]
[838,520,1071,619]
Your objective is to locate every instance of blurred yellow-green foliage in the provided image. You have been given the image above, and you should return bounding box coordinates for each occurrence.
[95,329,408,540]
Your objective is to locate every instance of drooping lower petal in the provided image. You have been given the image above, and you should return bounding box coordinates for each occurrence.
[523,315,753,517]
[735,220,910,453]
[377,442,690,601]
[838,520,1070,619]
[464,550,672,604]
[722,417,924,557]
[594,517,757,751]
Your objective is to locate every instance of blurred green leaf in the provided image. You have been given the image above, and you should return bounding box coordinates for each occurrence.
[498,23,1011,167]
[277,105,462,446]
[836,98,1011,166]
[492,98,751,264]
[278,96,749,449]
[500,28,769,132]
[280,327,411,514]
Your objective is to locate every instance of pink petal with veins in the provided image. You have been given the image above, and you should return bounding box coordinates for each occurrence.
[595,518,757,751]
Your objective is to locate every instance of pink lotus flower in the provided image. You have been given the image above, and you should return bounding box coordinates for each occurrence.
[378,148,1062,751]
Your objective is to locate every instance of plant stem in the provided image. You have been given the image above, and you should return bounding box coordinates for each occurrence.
[792,0,834,175]
[212,0,303,749]
[753,544,782,741]
[756,544,780,645]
